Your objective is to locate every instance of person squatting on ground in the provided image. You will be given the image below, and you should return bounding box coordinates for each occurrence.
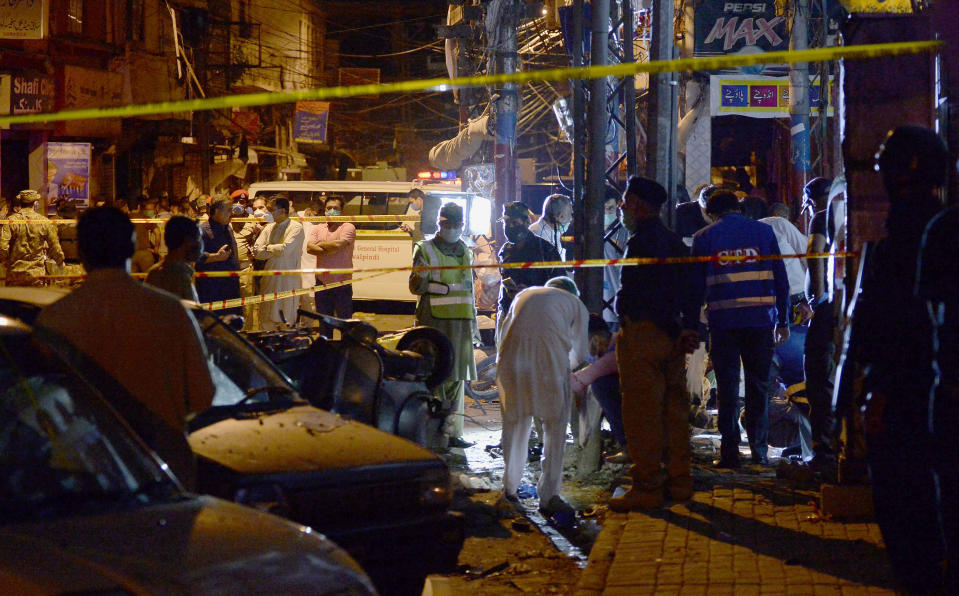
[145,216,202,301]
[571,314,627,462]
[840,126,947,594]
[607,177,701,512]
[409,202,477,450]
[36,207,215,487]
[308,195,356,336]
[917,191,959,595]
[196,195,242,316]
[0,190,64,286]
[253,196,305,330]
[691,189,791,468]
[497,276,589,513]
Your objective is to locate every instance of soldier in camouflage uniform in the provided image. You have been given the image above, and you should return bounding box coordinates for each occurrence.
[0,190,64,286]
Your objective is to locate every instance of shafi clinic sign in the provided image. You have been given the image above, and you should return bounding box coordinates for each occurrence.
[0,73,55,115]
[46,142,91,204]
[0,0,48,40]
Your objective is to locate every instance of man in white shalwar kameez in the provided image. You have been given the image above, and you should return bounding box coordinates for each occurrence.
[253,196,305,330]
[497,277,589,512]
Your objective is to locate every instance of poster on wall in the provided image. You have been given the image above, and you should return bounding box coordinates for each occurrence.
[0,0,48,40]
[293,101,330,143]
[46,142,91,204]
[694,0,787,75]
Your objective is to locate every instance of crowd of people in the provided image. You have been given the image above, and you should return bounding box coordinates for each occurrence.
[3,124,957,594]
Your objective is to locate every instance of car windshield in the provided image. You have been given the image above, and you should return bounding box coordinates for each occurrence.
[192,309,302,407]
[0,333,171,521]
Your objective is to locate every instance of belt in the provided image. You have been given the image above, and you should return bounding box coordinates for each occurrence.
[790,292,806,305]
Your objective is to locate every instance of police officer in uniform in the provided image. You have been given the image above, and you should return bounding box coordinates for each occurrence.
[409,202,478,449]
[0,190,64,286]
[841,126,946,594]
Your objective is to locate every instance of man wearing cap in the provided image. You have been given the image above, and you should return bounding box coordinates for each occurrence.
[409,202,477,449]
[608,177,701,511]
[0,189,64,286]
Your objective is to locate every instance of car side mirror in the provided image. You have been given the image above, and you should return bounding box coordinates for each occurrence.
[222,314,245,331]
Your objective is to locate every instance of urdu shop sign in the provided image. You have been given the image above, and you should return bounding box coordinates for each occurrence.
[0,0,47,40]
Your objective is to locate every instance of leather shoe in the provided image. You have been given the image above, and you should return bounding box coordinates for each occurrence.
[608,488,664,512]
[605,450,632,464]
[448,437,475,449]
[751,455,769,466]
[713,457,741,469]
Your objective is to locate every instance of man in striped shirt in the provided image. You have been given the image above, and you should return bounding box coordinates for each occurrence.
[691,190,790,468]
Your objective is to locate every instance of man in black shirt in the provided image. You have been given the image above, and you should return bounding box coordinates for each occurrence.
[496,201,562,331]
[801,177,837,468]
[609,177,701,512]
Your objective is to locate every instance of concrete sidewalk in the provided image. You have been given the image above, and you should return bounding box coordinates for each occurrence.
[576,465,895,595]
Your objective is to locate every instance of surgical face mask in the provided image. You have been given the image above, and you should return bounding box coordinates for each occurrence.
[142,209,156,217]
[439,227,462,243]
[505,225,528,243]
[253,208,274,223]
[325,208,341,217]
[410,202,422,211]
[604,212,620,227]
[555,221,570,235]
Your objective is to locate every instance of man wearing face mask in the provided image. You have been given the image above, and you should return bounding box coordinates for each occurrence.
[398,189,426,242]
[307,196,356,333]
[410,202,478,450]
[496,201,563,339]
[529,194,573,260]
[602,191,629,332]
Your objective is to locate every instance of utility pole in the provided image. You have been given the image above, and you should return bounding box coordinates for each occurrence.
[790,0,811,189]
[645,0,677,225]
[493,0,520,227]
[571,0,586,228]
[583,0,610,316]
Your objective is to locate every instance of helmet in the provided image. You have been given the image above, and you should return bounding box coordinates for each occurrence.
[875,125,948,188]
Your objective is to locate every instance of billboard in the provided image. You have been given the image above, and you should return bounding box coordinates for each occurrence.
[46,142,91,204]
[293,101,330,144]
[694,1,787,75]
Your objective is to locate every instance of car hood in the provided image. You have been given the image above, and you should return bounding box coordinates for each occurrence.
[188,405,438,475]
[0,495,373,595]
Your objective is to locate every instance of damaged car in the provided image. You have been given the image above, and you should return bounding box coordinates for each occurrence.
[0,287,465,595]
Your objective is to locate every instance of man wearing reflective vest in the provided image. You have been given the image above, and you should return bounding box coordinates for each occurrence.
[691,190,791,468]
[409,202,478,450]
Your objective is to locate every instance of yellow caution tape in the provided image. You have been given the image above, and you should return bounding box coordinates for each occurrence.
[0,214,420,225]
[0,41,940,126]
[199,270,392,311]
[4,252,856,283]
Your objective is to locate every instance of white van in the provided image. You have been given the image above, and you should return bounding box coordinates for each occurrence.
[247,180,492,302]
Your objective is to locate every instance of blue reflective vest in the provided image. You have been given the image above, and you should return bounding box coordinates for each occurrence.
[691,213,790,331]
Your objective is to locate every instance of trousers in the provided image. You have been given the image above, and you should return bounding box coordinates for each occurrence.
[617,320,690,491]
[501,408,567,508]
[710,326,774,462]
[803,302,837,454]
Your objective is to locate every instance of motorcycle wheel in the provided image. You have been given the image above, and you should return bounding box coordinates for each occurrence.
[395,327,454,390]
[465,354,498,402]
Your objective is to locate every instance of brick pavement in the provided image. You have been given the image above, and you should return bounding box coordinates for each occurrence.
[576,465,896,595]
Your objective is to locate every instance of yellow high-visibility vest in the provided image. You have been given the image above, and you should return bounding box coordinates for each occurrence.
[418,239,476,319]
